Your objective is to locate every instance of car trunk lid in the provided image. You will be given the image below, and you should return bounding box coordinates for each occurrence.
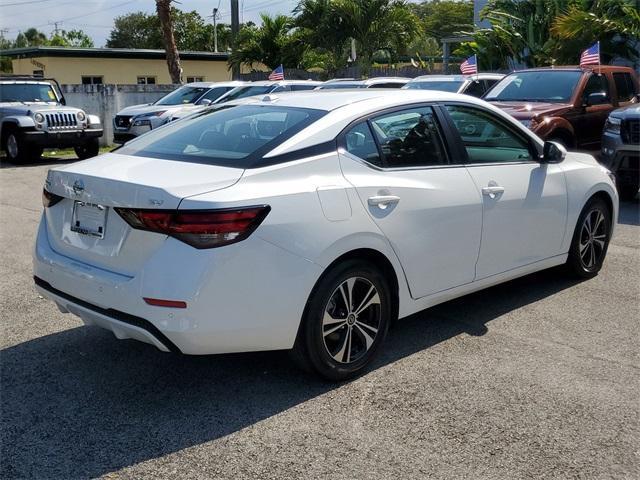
[43,152,244,275]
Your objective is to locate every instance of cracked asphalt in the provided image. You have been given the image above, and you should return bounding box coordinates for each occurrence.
[1,159,639,479]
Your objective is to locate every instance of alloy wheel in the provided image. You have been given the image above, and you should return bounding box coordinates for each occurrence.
[579,208,607,269]
[322,276,381,364]
[7,134,18,159]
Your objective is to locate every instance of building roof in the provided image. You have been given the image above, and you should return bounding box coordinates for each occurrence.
[0,46,229,61]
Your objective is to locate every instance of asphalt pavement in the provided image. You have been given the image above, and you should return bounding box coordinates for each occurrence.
[1,159,638,479]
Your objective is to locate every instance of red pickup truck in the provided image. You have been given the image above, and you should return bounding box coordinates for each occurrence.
[484,65,639,150]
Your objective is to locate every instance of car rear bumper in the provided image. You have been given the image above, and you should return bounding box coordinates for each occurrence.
[23,129,103,147]
[33,213,322,355]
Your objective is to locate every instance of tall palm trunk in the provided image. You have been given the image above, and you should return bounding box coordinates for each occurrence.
[156,0,182,84]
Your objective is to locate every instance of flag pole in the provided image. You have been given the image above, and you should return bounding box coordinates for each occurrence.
[598,41,601,76]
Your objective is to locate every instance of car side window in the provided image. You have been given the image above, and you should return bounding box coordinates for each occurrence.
[583,74,611,102]
[445,105,533,164]
[369,107,448,168]
[463,80,486,98]
[343,122,383,167]
[613,72,637,102]
[200,87,232,103]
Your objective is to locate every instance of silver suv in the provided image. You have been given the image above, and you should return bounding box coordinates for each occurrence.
[0,76,103,163]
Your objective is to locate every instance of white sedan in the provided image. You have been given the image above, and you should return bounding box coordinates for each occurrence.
[35,90,618,380]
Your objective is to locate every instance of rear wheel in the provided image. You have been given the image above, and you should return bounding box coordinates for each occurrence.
[74,137,100,160]
[566,198,612,278]
[291,260,391,381]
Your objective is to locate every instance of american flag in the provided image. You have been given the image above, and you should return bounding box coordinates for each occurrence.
[268,64,285,81]
[580,42,600,67]
[460,55,478,76]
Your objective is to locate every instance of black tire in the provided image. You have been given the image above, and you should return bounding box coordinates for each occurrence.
[74,137,100,160]
[3,130,40,163]
[617,184,638,202]
[291,259,392,381]
[566,197,612,278]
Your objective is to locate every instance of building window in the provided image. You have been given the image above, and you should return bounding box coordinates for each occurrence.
[137,76,156,85]
[186,76,205,83]
[81,76,103,85]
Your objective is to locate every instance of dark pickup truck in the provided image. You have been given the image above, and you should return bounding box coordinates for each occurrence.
[484,66,639,150]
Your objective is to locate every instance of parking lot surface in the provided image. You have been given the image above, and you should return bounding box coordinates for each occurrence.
[1,159,639,479]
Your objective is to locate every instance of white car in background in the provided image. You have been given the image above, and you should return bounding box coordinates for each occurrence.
[403,73,505,98]
[113,81,244,143]
[315,77,411,89]
[36,90,617,380]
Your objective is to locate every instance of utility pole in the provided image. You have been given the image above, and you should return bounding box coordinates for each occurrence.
[212,7,219,53]
[231,0,239,79]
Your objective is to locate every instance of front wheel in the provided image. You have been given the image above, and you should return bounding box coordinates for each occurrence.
[74,138,100,160]
[291,260,392,381]
[566,198,612,278]
[4,132,41,163]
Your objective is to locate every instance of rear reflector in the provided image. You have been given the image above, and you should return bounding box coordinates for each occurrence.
[143,297,187,308]
[115,205,270,249]
[42,188,63,208]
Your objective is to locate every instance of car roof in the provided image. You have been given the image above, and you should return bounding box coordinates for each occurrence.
[363,77,411,84]
[185,81,246,88]
[0,80,52,84]
[510,65,636,73]
[409,73,504,82]
[225,89,539,160]
[241,80,322,86]
[227,88,480,113]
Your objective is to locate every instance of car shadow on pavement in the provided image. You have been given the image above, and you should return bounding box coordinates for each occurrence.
[1,267,583,479]
[618,200,639,226]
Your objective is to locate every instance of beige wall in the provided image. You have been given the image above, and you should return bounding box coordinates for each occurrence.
[11,56,232,84]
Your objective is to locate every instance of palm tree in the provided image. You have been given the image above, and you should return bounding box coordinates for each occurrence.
[294,0,352,76]
[333,0,420,75]
[156,0,182,84]
[552,0,640,64]
[229,14,304,71]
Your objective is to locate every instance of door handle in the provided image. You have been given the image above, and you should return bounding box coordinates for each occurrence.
[481,185,505,199]
[368,195,400,209]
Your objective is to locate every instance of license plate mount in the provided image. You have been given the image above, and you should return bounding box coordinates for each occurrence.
[71,201,107,238]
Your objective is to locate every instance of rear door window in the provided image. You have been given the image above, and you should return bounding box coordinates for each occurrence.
[370,107,448,168]
[583,74,611,103]
[463,80,486,97]
[613,72,637,102]
[344,122,383,167]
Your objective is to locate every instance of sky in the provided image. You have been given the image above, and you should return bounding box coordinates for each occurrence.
[0,0,303,47]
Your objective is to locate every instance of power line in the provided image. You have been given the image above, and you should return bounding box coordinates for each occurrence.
[0,0,57,6]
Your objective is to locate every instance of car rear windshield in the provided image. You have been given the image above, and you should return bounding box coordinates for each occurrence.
[484,70,582,102]
[116,104,326,167]
[155,86,208,105]
[404,80,464,92]
[0,83,58,103]
[218,86,275,102]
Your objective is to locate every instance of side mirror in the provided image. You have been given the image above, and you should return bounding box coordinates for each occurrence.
[585,92,608,106]
[198,98,212,106]
[542,140,566,163]
[59,96,66,105]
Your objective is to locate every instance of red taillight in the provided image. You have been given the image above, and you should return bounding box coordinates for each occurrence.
[143,297,187,308]
[42,188,63,208]
[115,206,270,249]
